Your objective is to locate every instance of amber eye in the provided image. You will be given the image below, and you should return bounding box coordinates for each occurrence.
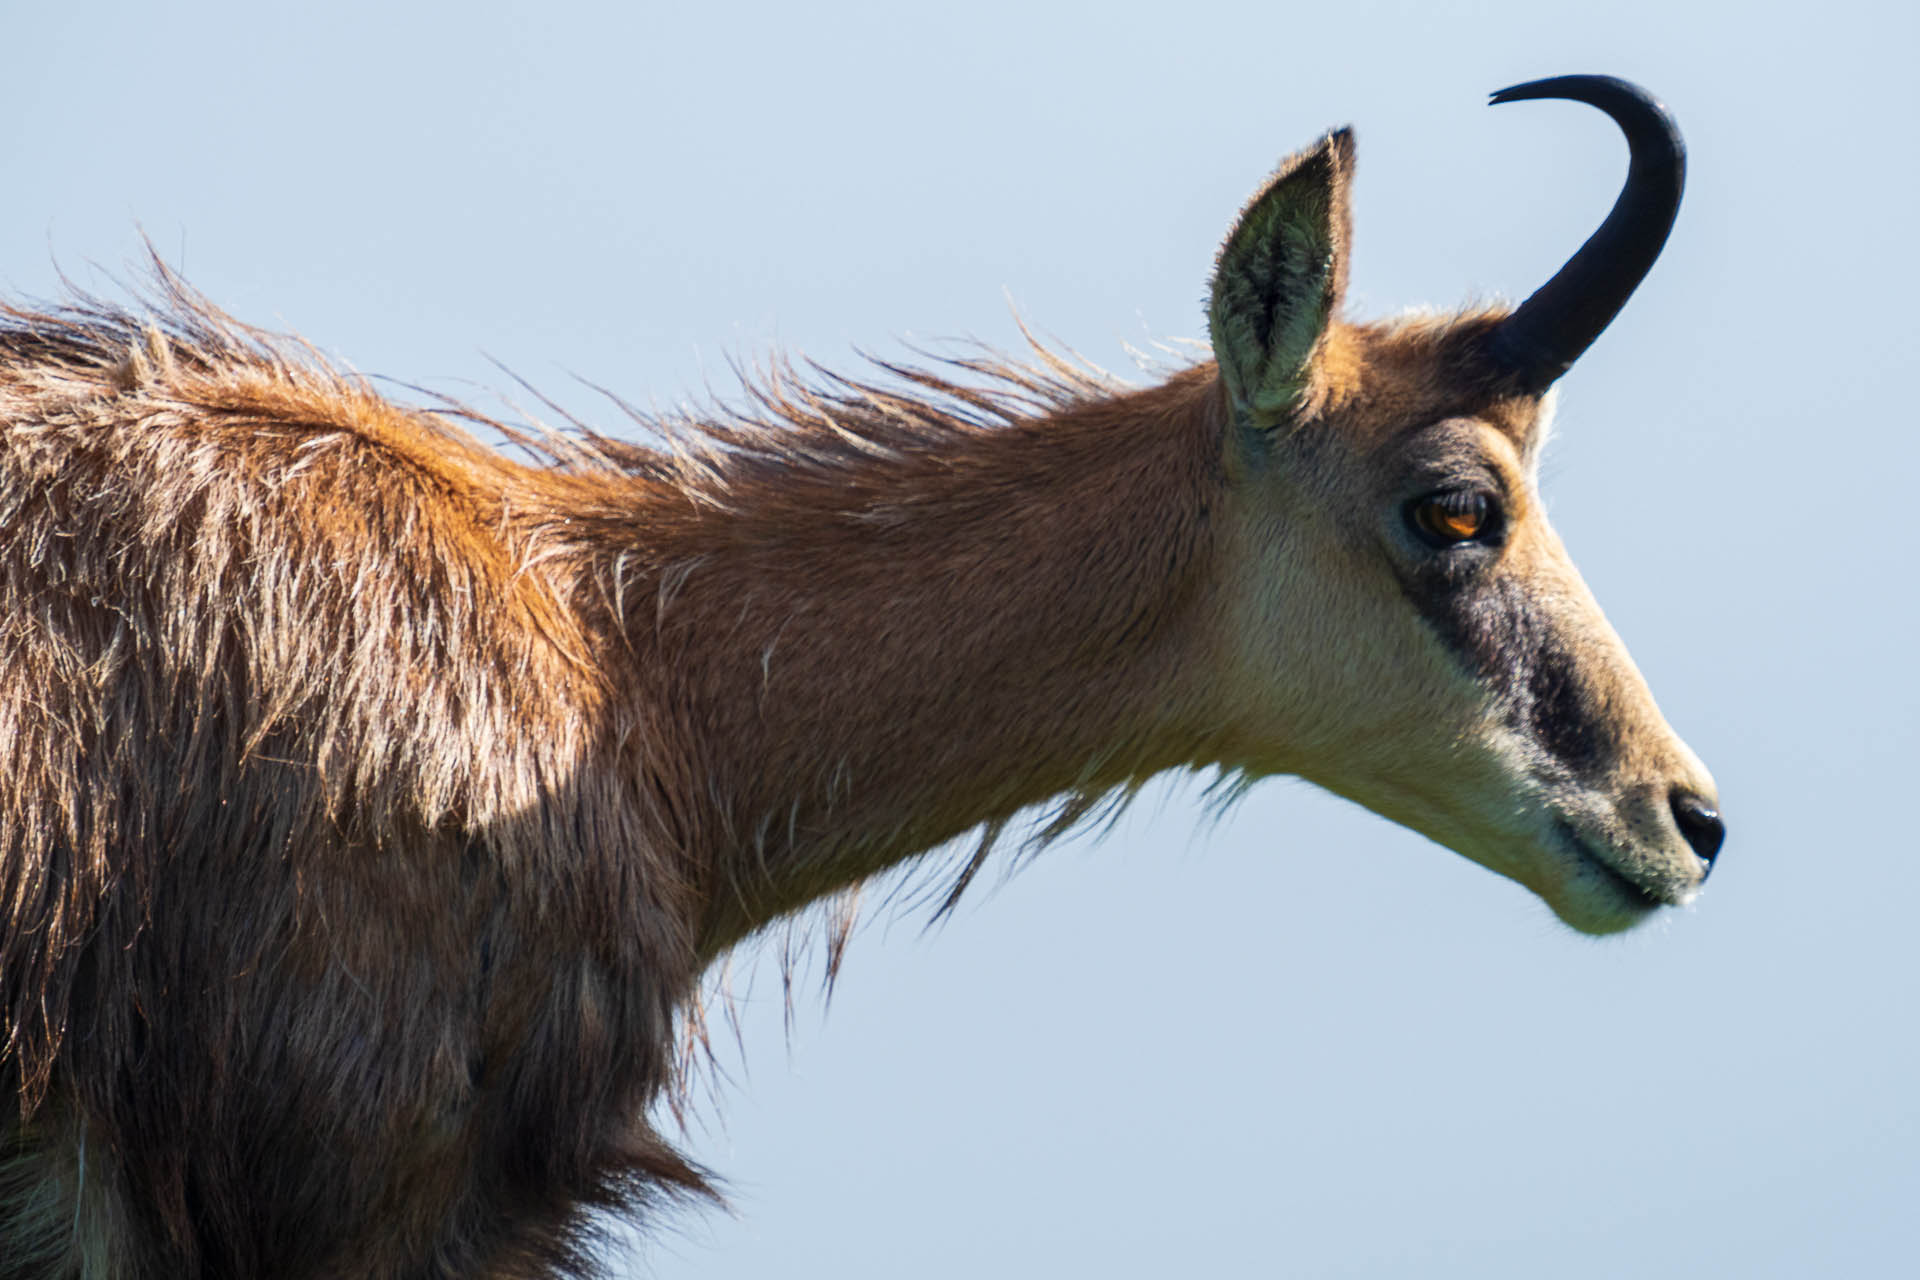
[1409,490,1497,546]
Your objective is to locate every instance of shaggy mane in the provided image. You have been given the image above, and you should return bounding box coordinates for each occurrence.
[0,263,1122,522]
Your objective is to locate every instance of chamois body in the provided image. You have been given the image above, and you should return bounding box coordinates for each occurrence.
[0,293,1237,1277]
[0,77,1723,1278]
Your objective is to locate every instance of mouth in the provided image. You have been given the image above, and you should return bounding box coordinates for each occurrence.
[1549,818,1669,931]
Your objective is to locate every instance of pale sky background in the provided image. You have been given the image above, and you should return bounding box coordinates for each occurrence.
[6,2,1915,1276]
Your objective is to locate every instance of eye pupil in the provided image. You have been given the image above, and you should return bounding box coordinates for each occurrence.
[1412,491,1493,544]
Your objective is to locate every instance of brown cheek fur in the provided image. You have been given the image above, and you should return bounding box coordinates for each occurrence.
[1213,316,1619,781]
[1272,321,1691,838]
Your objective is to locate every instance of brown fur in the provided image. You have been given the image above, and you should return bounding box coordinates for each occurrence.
[0,126,1717,1274]
[0,269,1266,1277]
[0,278,718,1277]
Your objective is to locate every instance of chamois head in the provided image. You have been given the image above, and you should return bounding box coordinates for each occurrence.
[1202,76,1721,933]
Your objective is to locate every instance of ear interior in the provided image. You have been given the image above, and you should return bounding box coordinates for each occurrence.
[1207,129,1354,424]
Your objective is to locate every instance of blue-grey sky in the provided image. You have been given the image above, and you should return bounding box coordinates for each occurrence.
[8,2,1915,1276]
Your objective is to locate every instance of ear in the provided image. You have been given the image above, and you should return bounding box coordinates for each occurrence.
[1207,128,1354,425]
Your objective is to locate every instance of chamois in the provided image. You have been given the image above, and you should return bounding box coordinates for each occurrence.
[0,76,1722,1278]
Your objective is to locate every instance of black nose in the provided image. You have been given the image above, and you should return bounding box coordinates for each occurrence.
[1670,791,1725,874]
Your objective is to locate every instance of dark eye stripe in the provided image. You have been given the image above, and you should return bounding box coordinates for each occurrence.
[1394,569,1609,776]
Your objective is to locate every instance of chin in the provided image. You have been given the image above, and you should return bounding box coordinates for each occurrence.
[1544,888,1664,937]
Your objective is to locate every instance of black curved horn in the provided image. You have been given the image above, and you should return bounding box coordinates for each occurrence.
[1486,75,1686,392]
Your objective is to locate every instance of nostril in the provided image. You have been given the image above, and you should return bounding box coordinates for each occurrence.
[1670,791,1726,874]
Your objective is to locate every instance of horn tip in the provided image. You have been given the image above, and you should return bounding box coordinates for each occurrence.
[1486,74,1665,114]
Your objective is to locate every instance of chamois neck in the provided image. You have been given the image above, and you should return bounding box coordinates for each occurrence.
[602,363,1227,955]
